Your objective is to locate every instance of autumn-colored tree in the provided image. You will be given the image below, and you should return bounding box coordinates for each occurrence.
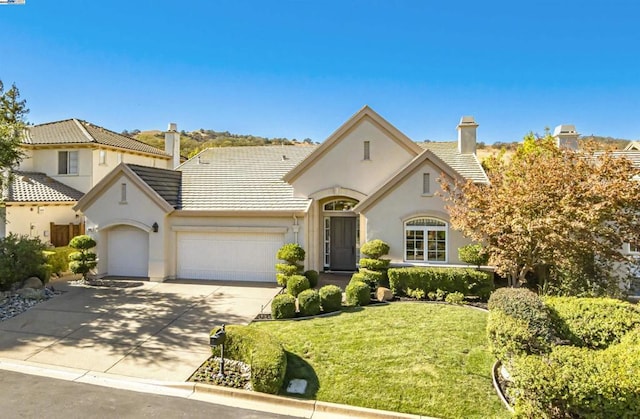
[441,133,640,296]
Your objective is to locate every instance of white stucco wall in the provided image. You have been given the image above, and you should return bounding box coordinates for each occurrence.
[289,118,416,198]
[4,204,79,244]
[91,148,170,182]
[360,161,472,266]
[81,173,167,281]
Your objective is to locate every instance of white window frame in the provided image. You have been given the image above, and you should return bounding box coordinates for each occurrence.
[58,150,79,175]
[323,217,330,268]
[404,217,448,263]
[323,199,358,212]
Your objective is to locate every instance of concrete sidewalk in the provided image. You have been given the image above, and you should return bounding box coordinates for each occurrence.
[0,279,279,381]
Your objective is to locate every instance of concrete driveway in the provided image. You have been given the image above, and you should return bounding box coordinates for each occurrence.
[0,280,279,381]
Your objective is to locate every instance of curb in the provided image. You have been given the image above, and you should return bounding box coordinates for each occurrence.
[0,358,434,418]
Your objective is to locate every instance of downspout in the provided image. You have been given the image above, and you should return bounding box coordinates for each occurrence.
[292,214,300,244]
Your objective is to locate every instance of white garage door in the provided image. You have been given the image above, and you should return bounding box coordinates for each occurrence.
[107,226,149,277]
[177,231,284,282]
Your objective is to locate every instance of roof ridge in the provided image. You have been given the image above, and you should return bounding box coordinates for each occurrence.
[31,118,77,128]
[78,119,161,148]
[73,118,97,143]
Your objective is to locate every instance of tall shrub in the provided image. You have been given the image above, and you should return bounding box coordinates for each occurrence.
[357,239,390,289]
[275,243,305,287]
[68,235,97,280]
[0,234,49,290]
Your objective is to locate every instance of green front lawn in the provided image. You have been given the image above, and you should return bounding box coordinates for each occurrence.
[252,303,508,419]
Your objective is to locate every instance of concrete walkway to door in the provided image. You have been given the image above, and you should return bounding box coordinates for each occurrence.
[0,279,280,381]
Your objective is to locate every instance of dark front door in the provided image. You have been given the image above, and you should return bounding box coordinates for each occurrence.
[330,217,356,271]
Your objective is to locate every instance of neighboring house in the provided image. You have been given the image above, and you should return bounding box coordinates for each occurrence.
[74,106,488,282]
[1,119,177,246]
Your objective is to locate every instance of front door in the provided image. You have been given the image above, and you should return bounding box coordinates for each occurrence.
[330,217,356,271]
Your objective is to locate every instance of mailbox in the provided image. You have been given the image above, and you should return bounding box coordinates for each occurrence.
[210,325,226,347]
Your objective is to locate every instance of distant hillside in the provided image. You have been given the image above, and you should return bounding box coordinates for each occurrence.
[126,128,634,160]
[124,128,314,158]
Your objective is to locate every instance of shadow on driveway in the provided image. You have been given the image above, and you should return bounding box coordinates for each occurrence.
[0,279,280,381]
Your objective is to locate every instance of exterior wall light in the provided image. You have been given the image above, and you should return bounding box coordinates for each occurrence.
[152,222,159,233]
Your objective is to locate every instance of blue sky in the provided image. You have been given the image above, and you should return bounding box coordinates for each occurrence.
[1,1,639,143]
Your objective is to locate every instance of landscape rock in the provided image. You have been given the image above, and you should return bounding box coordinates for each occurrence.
[17,287,45,300]
[376,287,393,302]
[22,277,44,290]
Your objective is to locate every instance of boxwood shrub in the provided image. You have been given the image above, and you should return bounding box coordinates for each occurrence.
[543,296,640,349]
[486,288,553,360]
[319,285,342,312]
[345,280,370,306]
[360,239,390,259]
[271,294,296,319]
[286,275,309,297]
[359,258,390,271]
[303,270,319,288]
[209,325,287,394]
[298,289,321,316]
[388,267,493,299]
[510,339,640,417]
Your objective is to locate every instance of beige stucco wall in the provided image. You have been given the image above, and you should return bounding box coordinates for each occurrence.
[166,214,306,279]
[17,146,169,194]
[81,173,167,281]
[289,118,416,198]
[4,204,79,244]
[360,160,472,266]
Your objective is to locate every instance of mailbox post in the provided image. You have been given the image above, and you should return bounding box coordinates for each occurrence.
[209,324,227,378]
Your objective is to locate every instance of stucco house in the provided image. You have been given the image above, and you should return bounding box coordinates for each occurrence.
[1,119,177,245]
[74,106,488,282]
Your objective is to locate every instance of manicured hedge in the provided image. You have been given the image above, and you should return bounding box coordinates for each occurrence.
[359,258,390,271]
[210,325,287,394]
[388,267,493,299]
[286,275,309,297]
[486,288,553,360]
[319,285,342,313]
[544,296,640,349]
[345,280,370,306]
[298,289,321,316]
[271,294,296,319]
[510,338,640,417]
[303,270,319,288]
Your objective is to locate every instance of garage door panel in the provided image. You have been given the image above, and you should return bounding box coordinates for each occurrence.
[107,226,149,277]
[177,232,283,282]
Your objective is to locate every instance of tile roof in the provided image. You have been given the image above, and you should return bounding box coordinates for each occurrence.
[24,119,170,157]
[178,146,316,211]
[418,141,489,183]
[5,172,85,203]
[127,164,182,209]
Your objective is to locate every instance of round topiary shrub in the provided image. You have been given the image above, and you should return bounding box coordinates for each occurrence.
[276,243,305,264]
[458,243,489,267]
[319,284,343,313]
[298,289,321,316]
[359,258,390,271]
[286,275,310,297]
[303,270,319,288]
[346,280,371,306]
[271,294,296,319]
[276,263,299,276]
[360,239,390,259]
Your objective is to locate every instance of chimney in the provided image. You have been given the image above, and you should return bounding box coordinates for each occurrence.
[553,125,579,150]
[164,123,181,169]
[457,116,478,154]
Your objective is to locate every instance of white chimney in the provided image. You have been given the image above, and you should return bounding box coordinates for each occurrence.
[457,116,478,154]
[164,122,181,169]
[553,125,579,150]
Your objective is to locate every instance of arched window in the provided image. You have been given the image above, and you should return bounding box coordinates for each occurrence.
[404,217,447,262]
[323,199,358,212]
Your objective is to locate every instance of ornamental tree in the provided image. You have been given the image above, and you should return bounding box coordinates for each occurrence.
[0,80,28,191]
[440,133,640,296]
[68,235,97,280]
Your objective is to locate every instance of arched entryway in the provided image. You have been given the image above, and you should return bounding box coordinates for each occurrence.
[322,198,359,271]
[106,225,149,277]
